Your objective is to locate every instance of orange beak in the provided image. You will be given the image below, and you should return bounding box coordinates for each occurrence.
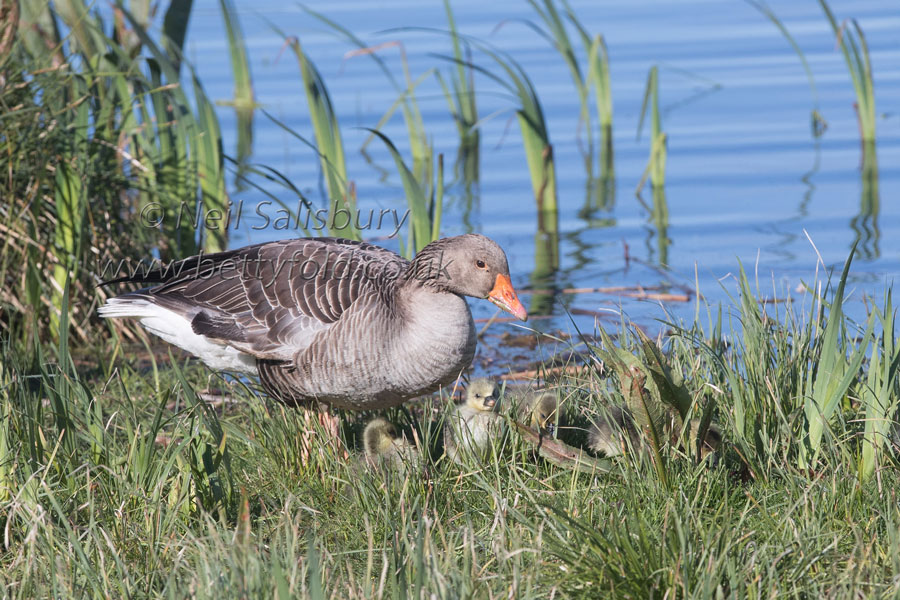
[488,274,528,321]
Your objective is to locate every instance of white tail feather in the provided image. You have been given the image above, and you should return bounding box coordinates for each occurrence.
[99,297,257,374]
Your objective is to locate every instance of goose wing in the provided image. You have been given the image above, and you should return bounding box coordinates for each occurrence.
[104,237,408,361]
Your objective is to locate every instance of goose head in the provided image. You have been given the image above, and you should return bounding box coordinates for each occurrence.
[409,234,527,321]
[465,378,500,411]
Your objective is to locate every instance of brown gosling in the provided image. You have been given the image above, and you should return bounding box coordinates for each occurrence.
[362,418,420,475]
[444,378,501,464]
[685,419,724,464]
[588,407,724,464]
[586,406,641,457]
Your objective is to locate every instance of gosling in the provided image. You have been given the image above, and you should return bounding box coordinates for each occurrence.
[588,407,723,463]
[685,419,723,463]
[362,418,420,474]
[444,378,501,464]
[517,391,560,436]
[586,406,641,457]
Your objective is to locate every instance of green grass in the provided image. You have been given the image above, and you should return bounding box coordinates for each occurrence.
[4,253,900,597]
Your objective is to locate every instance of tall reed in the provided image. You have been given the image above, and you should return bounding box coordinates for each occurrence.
[649,187,670,266]
[561,0,614,178]
[637,65,666,191]
[475,45,559,312]
[437,0,480,184]
[850,157,880,260]
[477,47,557,217]
[818,0,876,150]
[276,32,359,240]
[300,5,431,185]
[218,0,256,187]
[818,1,881,258]
[634,66,668,264]
[526,0,591,152]
[350,42,432,184]
[368,130,443,256]
[579,34,616,217]
[749,0,826,138]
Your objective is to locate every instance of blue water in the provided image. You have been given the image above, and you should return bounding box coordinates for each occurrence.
[173,0,898,371]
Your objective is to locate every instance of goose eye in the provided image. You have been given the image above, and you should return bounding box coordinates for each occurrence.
[475,260,486,269]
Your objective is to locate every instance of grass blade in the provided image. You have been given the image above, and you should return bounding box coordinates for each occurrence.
[366,128,433,255]
[162,0,194,73]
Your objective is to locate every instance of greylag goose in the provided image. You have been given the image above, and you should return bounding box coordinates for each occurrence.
[362,418,421,474]
[443,378,501,464]
[99,234,526,410]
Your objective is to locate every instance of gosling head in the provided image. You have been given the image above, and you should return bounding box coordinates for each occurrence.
[363,418,401,458]
[529,392,559,435]
[465,378,500,412]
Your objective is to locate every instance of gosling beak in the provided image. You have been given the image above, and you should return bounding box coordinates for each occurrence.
[488,274,528,321]
[545,422,556,437]
[483,397,497,409]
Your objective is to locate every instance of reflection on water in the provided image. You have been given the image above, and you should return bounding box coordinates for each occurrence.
[852,145,880,260]
[529,226,559,316]
[637,186,670,268]
[529,146,560,316]
[580,124,615,219]
[454,135,480,231]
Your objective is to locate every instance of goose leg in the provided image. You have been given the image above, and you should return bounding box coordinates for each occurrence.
[298,404,348,462]
[317,404,347,457]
